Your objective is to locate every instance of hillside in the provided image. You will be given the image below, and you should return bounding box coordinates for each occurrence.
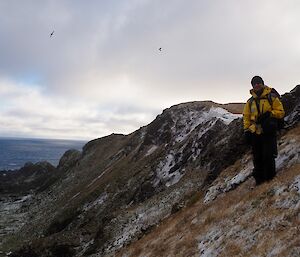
[0,86,299,257]
[117,126,300,257]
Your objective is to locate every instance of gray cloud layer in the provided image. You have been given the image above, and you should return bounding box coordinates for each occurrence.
[0,0,300,139]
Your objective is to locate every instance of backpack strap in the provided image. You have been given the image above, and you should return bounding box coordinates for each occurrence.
[248,96,261,115]
[254,98,261,115]
[248,97,254,109]
[267,88,281,109]
[267,93,273,109]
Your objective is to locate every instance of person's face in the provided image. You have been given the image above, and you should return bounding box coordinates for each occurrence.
[252,83,264,92]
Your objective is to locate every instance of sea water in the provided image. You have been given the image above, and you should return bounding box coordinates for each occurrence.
[0,137,87,171]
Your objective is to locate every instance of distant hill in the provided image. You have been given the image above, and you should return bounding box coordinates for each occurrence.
[220,102,245,114]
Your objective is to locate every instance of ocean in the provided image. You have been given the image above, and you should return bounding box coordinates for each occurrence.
[0,137,87,171]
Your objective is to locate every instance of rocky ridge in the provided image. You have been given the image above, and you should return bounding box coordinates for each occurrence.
[0,85,299,257]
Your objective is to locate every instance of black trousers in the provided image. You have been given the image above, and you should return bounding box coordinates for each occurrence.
[251,133,277,184]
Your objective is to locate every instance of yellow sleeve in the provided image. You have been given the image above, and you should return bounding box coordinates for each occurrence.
[271,97,285,119]
[243,101,251,131]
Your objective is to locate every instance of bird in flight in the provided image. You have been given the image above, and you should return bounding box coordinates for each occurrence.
[50,30,55,37]
[159,47,162,51]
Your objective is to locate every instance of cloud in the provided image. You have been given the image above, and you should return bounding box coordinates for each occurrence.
[0,78,157,139]
[0,1,300,139]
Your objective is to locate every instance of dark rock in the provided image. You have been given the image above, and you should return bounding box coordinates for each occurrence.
[171,202,184,214]
[281,85,300,127]
[133,180,156,203]
[49,244,75,257]
[82,133,125,155]
[45,208,81,236]
[0,161,57,194]
[57,149,81,171]
[143,112,174,146]
[11,246,39,257]
[199,118,247,184]
[281,85,300,116]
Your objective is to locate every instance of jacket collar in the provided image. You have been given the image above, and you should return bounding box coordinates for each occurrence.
[250,85,272,99]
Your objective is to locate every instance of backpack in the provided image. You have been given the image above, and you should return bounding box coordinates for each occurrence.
[248,88,285,130]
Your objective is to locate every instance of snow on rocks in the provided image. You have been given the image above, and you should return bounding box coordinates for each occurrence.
[204,162,253,203]
[273,175,300,210]
[198,226,223,257]
[276,138,300,170]
[206,107,241,125]
[0,195,33,247]
[196,202,299,257]
[76,239,95,257]
[196,119,218,140]
[145,145,158,156]
[170,110,202,143]
[197,222,259,257]
[83,192,108,211]
[153,106,240,188]
[169,107,240,143]
[289,175,300,194]
[153,151,184,187]
[274,193,300,210]
[204,131,300,204]
[285,100,300,127]
[98,178,200,256]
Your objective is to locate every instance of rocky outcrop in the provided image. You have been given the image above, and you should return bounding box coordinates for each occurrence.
[0,161,57,194]
[57,149,81,172]
[283,85,300,127]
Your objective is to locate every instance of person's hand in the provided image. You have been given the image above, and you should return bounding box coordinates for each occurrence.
[257,111,271,124]
[244,131,252,144]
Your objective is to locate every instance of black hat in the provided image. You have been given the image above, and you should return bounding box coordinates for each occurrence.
[251,76,264,86]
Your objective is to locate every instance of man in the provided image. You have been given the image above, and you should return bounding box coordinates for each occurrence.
[243,76,285,185]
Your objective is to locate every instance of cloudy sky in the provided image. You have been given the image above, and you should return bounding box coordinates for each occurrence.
[0,0,299,140]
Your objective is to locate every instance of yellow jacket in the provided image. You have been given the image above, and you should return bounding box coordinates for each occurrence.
[243,86,285,134]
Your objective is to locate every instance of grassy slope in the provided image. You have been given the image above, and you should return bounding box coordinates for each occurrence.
[116,126,300,257]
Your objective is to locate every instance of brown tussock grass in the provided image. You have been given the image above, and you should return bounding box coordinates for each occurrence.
[150,241,169,257]
[172,232,198,257]
[224,242,243,256]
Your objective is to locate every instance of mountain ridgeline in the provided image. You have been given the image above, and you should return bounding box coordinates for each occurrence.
[1,85,300,257]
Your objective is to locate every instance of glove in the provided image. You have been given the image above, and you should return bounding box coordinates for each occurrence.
[244,131,252,145]
[257,111,271,124]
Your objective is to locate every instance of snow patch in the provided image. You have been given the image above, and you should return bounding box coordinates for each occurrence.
[154,152,183,187]
[87,169,108,188]
[205,136,300,204]
[145,145,158,156]
[106,180,197,255]
[273,176,300,210]
[276,139,300,170]
[83,193,108,211]
[0,195,33,243]
[170,110,206,143]
[273,185,288,196]
[204,163,253,203]
[70,192,80,200]
[197,120,218,139]
[169,107,239,144]
[198,226,223,257]
[153,106,241,188]
[165,171,183,187]
[207,107,241,125]
[289,175,300,194]
[274,194,300,210]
